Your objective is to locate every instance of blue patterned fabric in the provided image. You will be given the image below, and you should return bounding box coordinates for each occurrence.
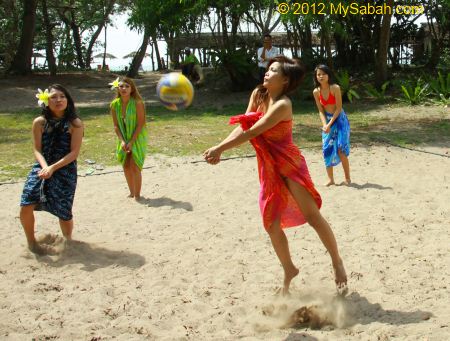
[322,111,350,167]
[20,118,77,221]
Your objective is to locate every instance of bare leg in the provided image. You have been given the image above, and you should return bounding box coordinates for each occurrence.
[285,178,347,292]
[20,205,37,247]
[129,157,142,200]
[338,150,351,184]
[123,154,135,197]
[20,205,55,255]
[266,218,299,296]
[59,219,73,240]
[325,167,335,186]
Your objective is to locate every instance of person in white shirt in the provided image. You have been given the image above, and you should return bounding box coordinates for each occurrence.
[257,34,281,83]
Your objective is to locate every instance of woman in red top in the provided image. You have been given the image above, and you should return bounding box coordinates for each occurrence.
[203,56,347,296]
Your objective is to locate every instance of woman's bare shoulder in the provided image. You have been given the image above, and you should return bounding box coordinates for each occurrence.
[32,116,46,127]
[272,96,292,112]
[331,84,341,91]
[70,118,83,129]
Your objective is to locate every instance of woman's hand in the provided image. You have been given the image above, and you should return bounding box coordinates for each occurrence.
[38,165,55,179]
[126,142,133,153]
[322,124,331,133]
[121,141,129,153]
[203,146,222,165]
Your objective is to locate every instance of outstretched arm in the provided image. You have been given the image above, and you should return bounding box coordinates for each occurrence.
[203,99,291,164]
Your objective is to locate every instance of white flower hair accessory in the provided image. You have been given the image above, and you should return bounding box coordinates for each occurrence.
[36,88,50,107]
[108,77,120,90]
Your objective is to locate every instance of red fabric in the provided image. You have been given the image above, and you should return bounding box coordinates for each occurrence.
[229,112,322,230]
[319,91,336,106]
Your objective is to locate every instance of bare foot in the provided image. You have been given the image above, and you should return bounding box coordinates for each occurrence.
[134,195,141,202]
[127,194,134,199]
[28,242,57,256]
[341,179,352,186]
[333,261,348,296]
[325,180,335,187]
[283,267,300,296]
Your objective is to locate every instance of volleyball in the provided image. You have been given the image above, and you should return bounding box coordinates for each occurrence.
[156,72,194,111]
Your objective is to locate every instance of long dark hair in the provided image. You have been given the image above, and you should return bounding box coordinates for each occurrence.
[254,56,305,109]
[313,64,336,88]
[41,84,79,123]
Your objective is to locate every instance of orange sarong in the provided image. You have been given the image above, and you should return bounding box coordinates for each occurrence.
[230,112,322,230]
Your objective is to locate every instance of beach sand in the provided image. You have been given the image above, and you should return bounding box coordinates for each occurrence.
[1,145,449,340]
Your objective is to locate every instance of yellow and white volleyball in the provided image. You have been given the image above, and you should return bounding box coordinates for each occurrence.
[156,72,194,111]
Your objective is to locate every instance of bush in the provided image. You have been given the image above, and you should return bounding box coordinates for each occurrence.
[335,70,360,102]
[364,81,390,102]
[398,78,430,105]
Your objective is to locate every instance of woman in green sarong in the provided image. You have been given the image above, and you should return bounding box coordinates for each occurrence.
[110,77,147,200]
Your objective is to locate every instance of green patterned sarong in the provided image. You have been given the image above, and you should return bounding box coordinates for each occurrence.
[111,97,148,170]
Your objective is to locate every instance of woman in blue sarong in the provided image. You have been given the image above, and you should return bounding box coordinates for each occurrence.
[20,84,83,255]
[313,65,351,186]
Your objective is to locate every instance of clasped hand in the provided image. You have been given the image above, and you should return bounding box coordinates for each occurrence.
[203,146,221,165]
[38,165,54,179]
[121,141,132,153]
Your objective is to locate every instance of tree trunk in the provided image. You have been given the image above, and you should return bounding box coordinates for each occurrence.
[70,11,85,69]
[375,0,394,88]
[150,42,155,71]
[219,6,230,51]
[41,0,57,75]
[322,26,334,70]
[299,22,313,65]
[8,0,38,75]
[102,25,107,69]
[151,33,162,70]
[426,39,443,69]
[58,10,85,69]
[85,0,115,69]
[86,24,105,69]
[127,27,151,78]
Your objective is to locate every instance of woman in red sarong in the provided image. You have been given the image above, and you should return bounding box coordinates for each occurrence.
[203,56,347,296]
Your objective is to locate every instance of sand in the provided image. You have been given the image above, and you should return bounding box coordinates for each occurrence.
[1,143,449,340]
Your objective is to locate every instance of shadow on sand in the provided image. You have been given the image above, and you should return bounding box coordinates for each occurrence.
[38,240,146,271]
[137,196,193,211]
[346,182,393,190]
[346,292,433,325]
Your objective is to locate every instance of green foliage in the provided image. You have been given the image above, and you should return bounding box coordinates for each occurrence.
[335,70,360,103]
[398,78,430,105]
[431,94,450,107]
[0,0,22,68]
[429,71,450,98]
[210,48,258,91]
[438,48,450,69]
[364,81,390,101]
[210,49,255,76]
